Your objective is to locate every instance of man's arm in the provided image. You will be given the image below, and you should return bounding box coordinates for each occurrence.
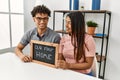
[15,43,32,62]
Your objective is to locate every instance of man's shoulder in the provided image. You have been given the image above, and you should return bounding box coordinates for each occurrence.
[47,27,59,35]
[27,27,36,32]
[25,27,36,35]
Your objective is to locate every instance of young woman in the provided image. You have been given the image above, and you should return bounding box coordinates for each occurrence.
[57,12,96,76]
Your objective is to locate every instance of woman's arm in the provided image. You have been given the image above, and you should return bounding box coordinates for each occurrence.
[57,57,94,70]
[58,53,65,60]
[68,57,94,69]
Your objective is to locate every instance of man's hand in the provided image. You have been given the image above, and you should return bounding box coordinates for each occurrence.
[20,54,32,62]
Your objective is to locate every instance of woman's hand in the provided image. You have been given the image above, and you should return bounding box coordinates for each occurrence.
[57,60,70,69]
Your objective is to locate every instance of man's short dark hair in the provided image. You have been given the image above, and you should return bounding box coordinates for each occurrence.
[31,5,51,17]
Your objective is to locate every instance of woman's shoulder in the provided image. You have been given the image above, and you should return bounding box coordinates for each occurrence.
[61,34,71,42]
[62,34,70,39]
[85,34,94,41]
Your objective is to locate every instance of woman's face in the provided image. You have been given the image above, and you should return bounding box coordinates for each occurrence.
[65,16,72,34]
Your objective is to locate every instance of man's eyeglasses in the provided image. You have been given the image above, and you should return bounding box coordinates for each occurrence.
[35,17,49,22]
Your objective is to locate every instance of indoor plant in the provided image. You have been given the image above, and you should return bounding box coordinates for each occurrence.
[86,20,98,35]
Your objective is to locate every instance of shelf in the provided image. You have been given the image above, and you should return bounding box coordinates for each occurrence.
[55,30,67,34]
[96,55,106,62]
[55,30,108,38]
[56,30,106,62]
[54,10,111,14]
[93,33,108,38]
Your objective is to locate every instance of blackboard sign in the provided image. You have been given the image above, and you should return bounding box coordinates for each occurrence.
[30,40,59,67]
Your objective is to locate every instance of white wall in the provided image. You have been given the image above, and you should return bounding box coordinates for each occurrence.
[104,0,120,80]
[24,0,120,80]
[23,0,36,54]
[24,0,36,31]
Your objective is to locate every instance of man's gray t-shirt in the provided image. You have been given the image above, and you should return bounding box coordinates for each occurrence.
[20,27,61,46]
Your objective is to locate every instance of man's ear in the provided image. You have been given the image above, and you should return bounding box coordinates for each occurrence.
[33,17,35,22]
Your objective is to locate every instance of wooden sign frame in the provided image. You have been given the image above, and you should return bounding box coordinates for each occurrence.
[30,40,59,68]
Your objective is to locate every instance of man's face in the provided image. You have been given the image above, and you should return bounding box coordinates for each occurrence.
[33,13,49,30]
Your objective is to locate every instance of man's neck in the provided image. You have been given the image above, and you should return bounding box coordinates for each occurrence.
[37,28,47,36]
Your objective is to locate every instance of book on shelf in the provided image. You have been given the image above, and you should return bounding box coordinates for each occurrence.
[95,33,107,37]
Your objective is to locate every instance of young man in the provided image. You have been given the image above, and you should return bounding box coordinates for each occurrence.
[15,5,61,62]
